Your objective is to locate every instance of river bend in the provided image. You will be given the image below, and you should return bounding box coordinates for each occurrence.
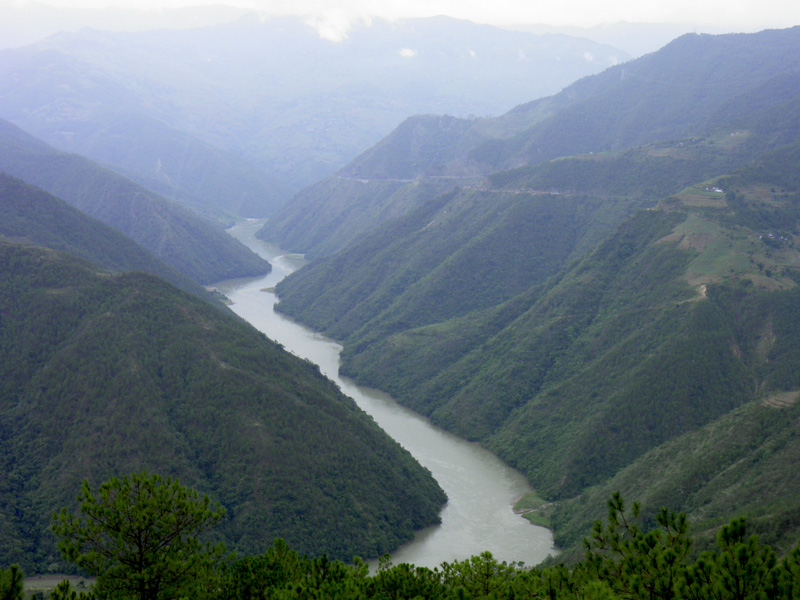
[214,219,557,569]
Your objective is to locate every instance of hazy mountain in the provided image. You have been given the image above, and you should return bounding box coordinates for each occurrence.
[0,118,269,284]
[258,113,485,257]
[0,240,445,571]
[0,14,627,201]
[0,173,209,299]
[268,27,800,556]
[513,22,703,57]
[259,27,800,258]
[0,3,250,50]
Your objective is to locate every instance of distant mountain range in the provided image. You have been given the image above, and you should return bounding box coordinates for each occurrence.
[264,26,800,558]
[0,14,627,212]
[260,27,800,257]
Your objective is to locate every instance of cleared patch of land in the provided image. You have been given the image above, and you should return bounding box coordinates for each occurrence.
[761,391,800,409]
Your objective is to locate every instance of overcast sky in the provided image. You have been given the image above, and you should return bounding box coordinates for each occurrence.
[11,0,800,30]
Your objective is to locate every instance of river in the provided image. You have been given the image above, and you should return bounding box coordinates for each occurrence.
[213,219,557,570]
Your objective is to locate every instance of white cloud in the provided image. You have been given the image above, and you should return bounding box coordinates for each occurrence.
[399,48,418,58]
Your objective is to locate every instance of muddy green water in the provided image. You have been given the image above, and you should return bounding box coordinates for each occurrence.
[214,219,557,569]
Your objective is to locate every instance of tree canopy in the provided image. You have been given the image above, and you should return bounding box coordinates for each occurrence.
[52,472,225,600]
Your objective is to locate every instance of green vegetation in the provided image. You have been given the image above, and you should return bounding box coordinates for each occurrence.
[551,395,800,562]
[6,24,800,589]
[257,174,477,258]
[514,493,553,528]
[12,487,800,600]
[263,29,800,261]
[52,472,225,600]
[0,173,208,300]
[270,27,800,562]
[0,242,445,572]
[0,119,270,284]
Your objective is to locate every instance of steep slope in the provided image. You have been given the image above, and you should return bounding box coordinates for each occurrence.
[257,114,486,256]
[471,27,800,171]
[550,395,800,560]
[260,27,800,258]
[0,45,289,218]
[66,112,293,220]
[269,28,800,552]
[0,242,446,571]
[0,118,269,284]
[273,129,757,347]
[332,142,800,549]
[0,173,207,299]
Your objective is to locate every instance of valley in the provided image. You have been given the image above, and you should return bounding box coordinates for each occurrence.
[215,219,558,569]
[2,12,800,597]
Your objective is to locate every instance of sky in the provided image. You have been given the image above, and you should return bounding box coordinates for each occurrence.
[2,0,799,52]
[8,0,800,31]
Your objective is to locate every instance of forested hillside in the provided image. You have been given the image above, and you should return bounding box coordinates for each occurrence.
[0,173,207,298]
[270,27,800,558]
[0,119,270,284]
[0,242,445,571]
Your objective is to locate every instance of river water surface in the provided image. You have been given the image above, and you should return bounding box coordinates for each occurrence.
[214,219,557,569]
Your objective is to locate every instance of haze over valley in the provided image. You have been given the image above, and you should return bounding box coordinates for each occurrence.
[2,2,800,597]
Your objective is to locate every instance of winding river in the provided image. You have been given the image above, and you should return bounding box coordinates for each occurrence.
[214,219,557,569]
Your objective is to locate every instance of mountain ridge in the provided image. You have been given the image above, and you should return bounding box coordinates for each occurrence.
[0,118,270,284]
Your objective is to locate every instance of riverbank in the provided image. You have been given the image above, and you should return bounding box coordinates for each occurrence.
[215,219,557,569]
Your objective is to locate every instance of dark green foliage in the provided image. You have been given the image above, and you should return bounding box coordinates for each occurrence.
[0,242,445,571]
[276,185,654,349]
[0,119,269,284]
[583,494,693,600]
[270,26,800,555]
[551,389,800,561]
[52,472,225,600]
[0,565,24,600]
[274,128,800,561]
[148,503,800,599]
[682,518,777,600]
[10,498,800,599]
[47,579,95,600]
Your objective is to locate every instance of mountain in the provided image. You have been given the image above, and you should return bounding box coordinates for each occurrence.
[268,27,800,556]
[271,128,763,345]
[0,3,251,50]
[279,140,800,558]
[259,27,800,258]
[0,173,208,299]
[0,241,446,571]
[53,112,294,221]
[0,118,269,284]
[0,15,627,200]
